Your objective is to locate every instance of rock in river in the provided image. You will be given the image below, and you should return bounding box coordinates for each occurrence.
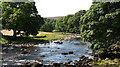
[61,52,69,55]
[21,51,29,54]
[54,41,63,44]
[24,62,43,67]
[61,51,74,55]
[69,51,74,54]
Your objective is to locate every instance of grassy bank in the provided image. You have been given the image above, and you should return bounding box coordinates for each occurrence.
[35,32,67,40]
[92,58,120,65]
[0,30,67,44]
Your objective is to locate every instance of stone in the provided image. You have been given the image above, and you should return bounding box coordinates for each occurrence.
[24,62,43,67]
[40,55,46,57]
[54,41,63,44]
[61,52,69,55]
[69,51,74,54]
[53,63,61,67]
[21,51,29,54]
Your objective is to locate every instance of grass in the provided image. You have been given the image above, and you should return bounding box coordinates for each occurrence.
[35,32,67,40]
[92,58,120,65]
[0,31,67,44]
[0,38,8,44]
[1,36,42,44]
[52,31,67,33]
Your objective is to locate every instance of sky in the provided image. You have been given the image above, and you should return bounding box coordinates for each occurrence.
[34,0,92,17]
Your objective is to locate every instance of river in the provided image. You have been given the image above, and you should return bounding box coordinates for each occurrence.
[2,35,93,66]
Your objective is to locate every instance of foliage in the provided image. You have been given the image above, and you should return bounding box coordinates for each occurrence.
[0,24,2,30]
[44,18,56,23]
[40,18,56,32]
[55,10,86,33]
[1,2,44,37]
[108,42,120,52]
[80,2,120,50]
[55,17,65,32]
[41,22,54,32]
[0,38,8,44]
[67,10,86,33]
[92,58,120,65]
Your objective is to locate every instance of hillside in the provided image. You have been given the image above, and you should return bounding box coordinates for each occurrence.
[45,16,64,19]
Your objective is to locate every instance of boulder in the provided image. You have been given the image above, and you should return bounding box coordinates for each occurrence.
[40,55,46,57]
[61,52,69,55]
[21,51,29,54]
[53,63,61,67]
[69,51,74,54]
[24,62,43,67]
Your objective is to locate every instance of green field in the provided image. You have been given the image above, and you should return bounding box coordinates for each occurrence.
[0,30,67,44]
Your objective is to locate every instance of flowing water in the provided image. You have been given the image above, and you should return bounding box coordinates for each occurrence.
[2,35,93,66]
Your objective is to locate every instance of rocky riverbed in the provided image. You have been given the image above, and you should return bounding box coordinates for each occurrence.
[1,34,94,67]
[1,34,120,67]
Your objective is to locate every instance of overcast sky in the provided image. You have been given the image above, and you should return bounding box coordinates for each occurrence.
[34,0,92,17]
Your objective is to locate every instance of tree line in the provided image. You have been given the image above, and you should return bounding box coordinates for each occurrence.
[1,1,120,51]
[41,2,120,51]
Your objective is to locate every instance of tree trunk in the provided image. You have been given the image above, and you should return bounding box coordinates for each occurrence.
[13,29,17,38]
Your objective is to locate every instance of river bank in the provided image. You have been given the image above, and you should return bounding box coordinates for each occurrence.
[2,34,94,67]
[1,31,81,47]
[0,31,68,45]
[1,31,120,67]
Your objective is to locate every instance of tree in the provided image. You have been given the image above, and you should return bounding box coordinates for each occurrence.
[55,17,65,32]
[55,10,86,33]
[80,2,120,50]
[1,2,44,37]
[67,10,86,33]
[55,15,75,32]
[40,18,56,32]
[41,22,54,32]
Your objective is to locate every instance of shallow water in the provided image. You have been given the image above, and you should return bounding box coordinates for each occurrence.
[2,36,93,66]
[38,39,93,65]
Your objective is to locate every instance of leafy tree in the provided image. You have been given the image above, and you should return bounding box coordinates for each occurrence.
[67,17,74,33]
[44,18,56,23]
[41,22,54,32]
[80,2,120,50]
[40,18,56,32]
[67,10,86,33]
[55,17,65,32]
[55,14,75,32]
[60,15,74,32]
[1,2,44,37]
[55,10,86,33]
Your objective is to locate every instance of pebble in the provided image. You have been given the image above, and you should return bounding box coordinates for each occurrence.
[21,51,29,54]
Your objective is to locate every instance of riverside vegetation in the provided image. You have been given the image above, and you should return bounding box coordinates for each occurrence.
[0,1,120,67]
[0,31,67,44]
